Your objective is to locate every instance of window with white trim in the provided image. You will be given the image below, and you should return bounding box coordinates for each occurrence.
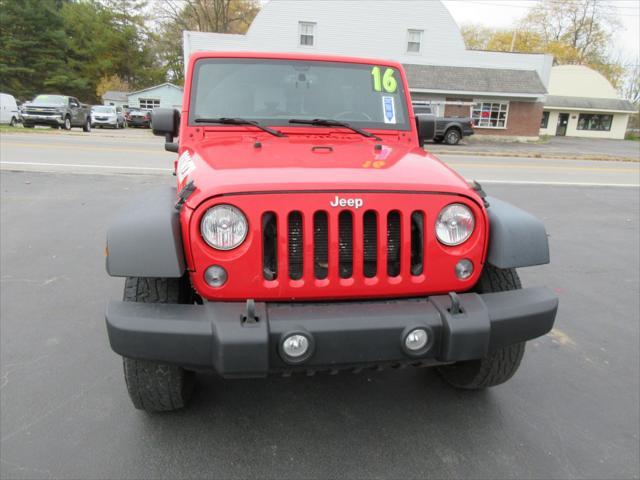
[407,29,423,53]
[577,113,612,131]
[471,101,509,128]
[299,22,315,46]
[139,98,160,110]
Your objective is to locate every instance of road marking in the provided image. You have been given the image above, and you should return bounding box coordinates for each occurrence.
[1,141,159,154]
[0,161,172,172]
[476,179,639,187]
[2,162,638,187]
[448,162,639,173]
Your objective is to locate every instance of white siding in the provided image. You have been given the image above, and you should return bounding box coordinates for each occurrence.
[127,84,183,110]
[183,0,552,84]
[539,110,629,139]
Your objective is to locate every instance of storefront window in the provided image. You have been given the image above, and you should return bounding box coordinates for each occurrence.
[471,101,508,128]
[540,111,549,129]
[577,114,613,131]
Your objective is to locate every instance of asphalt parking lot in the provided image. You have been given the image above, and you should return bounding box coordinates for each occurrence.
[1,168,638,479]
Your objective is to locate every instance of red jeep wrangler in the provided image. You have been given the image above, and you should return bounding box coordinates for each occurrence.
[105,52,558,412]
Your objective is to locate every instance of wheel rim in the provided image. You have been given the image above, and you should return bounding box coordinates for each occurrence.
[65,118,71,129]
[447,131,459,144]
[10,118,16,127]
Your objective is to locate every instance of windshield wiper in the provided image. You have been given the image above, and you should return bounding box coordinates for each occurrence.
[194,117,286,137]
[289,118,381,141]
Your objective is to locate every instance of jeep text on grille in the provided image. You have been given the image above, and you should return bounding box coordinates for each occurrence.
[104,52,558,412]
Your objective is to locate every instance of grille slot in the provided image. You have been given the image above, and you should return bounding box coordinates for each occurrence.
[387,211,401,277]
[314,211,328,279]
[363,211,378,278]
[288,211,303,280]
[338,211,353,278]
[411,211,424,275]
[262,212,278,280]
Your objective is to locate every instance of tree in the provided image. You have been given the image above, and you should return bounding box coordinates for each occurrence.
[460,0,625,88]
[96,74,132,98]
[153,0,260,81]
[0,0,69,100]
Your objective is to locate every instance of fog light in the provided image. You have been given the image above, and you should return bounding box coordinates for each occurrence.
[455,259,473,279]
[282,334,309,359]
[204,265,227,287]
[405,328,428,351]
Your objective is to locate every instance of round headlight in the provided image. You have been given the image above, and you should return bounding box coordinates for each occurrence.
[201,204,248,250]
[435,203,475,246]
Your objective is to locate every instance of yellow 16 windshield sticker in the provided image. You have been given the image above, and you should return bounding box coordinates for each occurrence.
[371,66,398,93]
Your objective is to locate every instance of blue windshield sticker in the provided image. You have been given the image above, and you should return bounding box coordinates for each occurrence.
[382,96,396,124]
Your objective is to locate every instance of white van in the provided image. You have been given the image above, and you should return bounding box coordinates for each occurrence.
[0,93,20,126]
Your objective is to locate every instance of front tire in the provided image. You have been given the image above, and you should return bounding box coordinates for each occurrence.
[83,118,91,132]
[121,276,195,412]
[63,116,71,130]
[438,265,526,389]
[9,116,17,127]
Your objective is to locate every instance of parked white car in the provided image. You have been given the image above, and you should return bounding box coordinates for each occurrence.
[0,93,20,126]
[91,105,126,129]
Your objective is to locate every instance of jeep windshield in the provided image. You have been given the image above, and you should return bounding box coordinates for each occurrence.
[189,58,410,131]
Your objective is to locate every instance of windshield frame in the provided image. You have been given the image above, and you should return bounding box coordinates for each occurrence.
[188,58,411,132]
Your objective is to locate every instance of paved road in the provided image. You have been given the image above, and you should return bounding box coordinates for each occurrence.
[1,172,638,479]
[1,132,639,186]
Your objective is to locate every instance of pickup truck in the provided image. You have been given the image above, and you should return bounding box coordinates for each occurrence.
[22,94,91,131]
[104,52,557,412]
[412,102,473,145]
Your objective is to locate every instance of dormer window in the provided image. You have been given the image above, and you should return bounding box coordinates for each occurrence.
[407,29,423,53]
[299,22,316,47]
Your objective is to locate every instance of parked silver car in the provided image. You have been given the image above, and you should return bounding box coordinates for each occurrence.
[91,105,126,129]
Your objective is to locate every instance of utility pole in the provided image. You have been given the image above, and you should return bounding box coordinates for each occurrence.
[510,29,517,52]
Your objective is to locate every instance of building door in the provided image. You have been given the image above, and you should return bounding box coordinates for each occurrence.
[556,113,569,136]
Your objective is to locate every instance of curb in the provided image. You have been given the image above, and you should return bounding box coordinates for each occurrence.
[427,149,639,163]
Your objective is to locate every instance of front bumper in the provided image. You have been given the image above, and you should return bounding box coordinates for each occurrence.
[22,114,64,126]
[128,118,149,126]
[106,287,558,377]
[92,118,117,126]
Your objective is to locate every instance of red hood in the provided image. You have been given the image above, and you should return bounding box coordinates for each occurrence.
[179,132,478,209]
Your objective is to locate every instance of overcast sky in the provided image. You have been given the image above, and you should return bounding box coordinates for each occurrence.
[441,0,640,64]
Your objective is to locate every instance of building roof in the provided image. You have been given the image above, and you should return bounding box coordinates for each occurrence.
[545,95,636,113]
[548,65,618,99]
[102,91,128,102]
[403,64,547,96]
[128,83,183,96]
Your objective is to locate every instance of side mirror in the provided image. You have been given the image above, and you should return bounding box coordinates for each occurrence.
[151,108,180,152]
[415,114,436,146]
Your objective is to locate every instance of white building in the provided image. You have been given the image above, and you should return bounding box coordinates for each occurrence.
[102,91,128,108]
[127,83,183,110]
[183,0,552,139]
[539,65,635,139]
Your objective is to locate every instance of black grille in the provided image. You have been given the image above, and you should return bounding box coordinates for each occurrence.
[387,211,401,277]
[262,212,278,280]
[314,212,328,279]
[411,211,424,275]
[363,211,377,277]
[262,208,425,281]
[288,211,303,280]
[338,211,353,279]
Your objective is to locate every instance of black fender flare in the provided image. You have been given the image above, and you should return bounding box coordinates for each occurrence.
[485,196,550,269]
[106,186,186,278]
